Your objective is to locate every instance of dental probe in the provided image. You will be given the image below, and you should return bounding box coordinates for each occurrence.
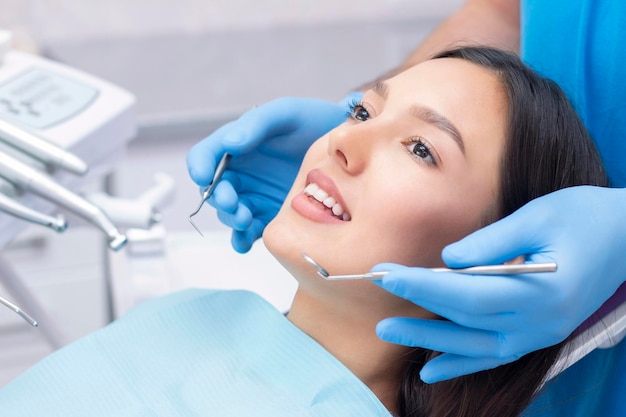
[301,253,558,281]
[188,152,232,236]
[0,118,89,176]
[0,294,38,327]
[0,192,67,232]
[0,152,127,250]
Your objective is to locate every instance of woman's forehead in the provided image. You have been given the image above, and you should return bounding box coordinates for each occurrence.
[385,58,507,136]
[390,57,500,92]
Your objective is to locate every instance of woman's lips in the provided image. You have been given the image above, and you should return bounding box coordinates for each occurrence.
[303,183,350,220]
[290,169,351,223]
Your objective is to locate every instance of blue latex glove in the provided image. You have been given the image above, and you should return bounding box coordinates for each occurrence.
[375,185,626,383]
[186,95,360,252]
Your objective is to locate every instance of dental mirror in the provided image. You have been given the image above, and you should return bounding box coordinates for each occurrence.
[301,253,557,281]
[301,253,330,278]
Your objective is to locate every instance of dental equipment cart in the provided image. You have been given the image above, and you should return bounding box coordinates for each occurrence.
[0,32,136,382]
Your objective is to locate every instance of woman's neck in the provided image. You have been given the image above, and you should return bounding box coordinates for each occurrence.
[287,288,414,413]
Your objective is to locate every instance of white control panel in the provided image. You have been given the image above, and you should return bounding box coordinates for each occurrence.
[0,50,136,248]
[0,67,99,129]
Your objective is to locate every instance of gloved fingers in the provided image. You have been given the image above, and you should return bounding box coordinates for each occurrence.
[377,264,538,316]
[234,102,349,162]
[442,209,546,268]
[376,317,505,357]
[230,218,267,253]
[234,98,311,146]
[186,121,240,186]
[187,100,299,186]
[419,353,518,383]
[206,179,239,214]
[231,230,253,254]
[398,299,513,333]
[216,202,253,232]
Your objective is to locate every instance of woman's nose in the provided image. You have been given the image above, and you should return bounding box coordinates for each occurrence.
[327,123,377,174]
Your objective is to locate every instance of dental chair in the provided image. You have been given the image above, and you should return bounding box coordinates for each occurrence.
[549,281,626,379]
[526,281,626,415]
[0,33,136,349]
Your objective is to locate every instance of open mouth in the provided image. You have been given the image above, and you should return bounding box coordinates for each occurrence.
[304,183,351,221]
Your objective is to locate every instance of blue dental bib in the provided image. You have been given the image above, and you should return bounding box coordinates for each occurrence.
[0,289,391,417]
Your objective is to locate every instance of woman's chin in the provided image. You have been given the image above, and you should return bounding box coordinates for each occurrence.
[263,217,303,273]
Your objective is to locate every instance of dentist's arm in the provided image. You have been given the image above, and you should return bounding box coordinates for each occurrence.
[375,186,626,383]
[359,0,520,90]
[401,0,520,64]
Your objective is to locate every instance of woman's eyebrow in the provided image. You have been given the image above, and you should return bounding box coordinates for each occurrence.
[373,80,465,154]
[409,104,465,154]
[373,81,389,99]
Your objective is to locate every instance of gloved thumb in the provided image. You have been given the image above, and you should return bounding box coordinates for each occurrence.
[187,123,233,186]
[442,209,540,268]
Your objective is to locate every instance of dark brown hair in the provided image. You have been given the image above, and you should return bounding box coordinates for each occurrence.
[396,47,608,417]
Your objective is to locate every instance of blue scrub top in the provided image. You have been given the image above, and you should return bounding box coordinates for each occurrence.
[521,0,626,187]
[521,1,626,415]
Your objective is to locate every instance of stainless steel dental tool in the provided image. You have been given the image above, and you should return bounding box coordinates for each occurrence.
[301,253,558,280]
[188,153,232,236]
[0,152,127,250]
[0,118,89,176]
[0,191,67,232]
[0,294,37,327]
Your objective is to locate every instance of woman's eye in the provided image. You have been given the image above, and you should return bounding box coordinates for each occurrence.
[406,138,437,166]
[351,104,370,121]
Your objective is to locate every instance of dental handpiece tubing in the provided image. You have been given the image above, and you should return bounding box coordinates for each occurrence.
[0,192,66,232]
[0,152,126,249]
[0,118,88,175]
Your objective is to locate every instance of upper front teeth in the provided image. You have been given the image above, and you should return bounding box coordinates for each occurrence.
[304,183,351,221]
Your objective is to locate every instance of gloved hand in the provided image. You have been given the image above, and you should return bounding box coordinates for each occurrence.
[186,95,360,252]
[374,185,626,383]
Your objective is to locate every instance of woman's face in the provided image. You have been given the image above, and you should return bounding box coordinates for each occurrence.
[264,58,508,310]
